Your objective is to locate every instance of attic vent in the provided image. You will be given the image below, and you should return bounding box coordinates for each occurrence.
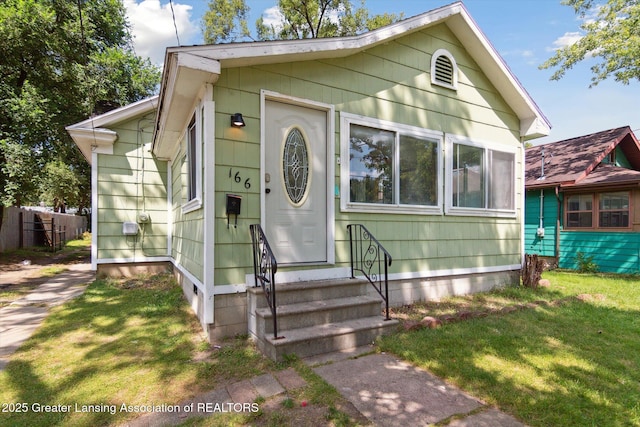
[431,49,458,90]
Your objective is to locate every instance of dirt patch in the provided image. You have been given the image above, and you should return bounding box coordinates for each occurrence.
[0,246,90,305]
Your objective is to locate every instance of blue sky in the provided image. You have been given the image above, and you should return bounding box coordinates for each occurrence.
[123,0,640,145]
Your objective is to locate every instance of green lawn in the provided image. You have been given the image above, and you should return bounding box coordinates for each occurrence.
[0,271,358,427]
[5,251,638,426]
[379,271,640,426]
[0,274,274,427]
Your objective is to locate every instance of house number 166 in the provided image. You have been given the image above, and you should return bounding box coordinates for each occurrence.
[229,168,251,189]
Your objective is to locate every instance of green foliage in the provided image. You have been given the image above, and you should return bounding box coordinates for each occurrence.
[256,0,403,40]
[0,139,39,207]
[0,0,160,214]
[39,160,80,212]
[575,251,599,273]
[540,0,640,86]
[202,0,403,43]
[202,0,251,43]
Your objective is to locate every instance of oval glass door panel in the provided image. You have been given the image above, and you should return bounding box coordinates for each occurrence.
[282,127,310,206]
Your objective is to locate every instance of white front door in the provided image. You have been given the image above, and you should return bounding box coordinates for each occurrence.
[264,99,328,264]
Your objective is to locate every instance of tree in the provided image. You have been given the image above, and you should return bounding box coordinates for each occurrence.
[0,0,160,231]
[39,160,80,213]
[202,0,403,43]
[202,0,252,43]
[540,0,640,86]
[258,0,402,40]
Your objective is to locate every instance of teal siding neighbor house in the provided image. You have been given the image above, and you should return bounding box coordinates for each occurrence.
[525,127,640,273]
[67,2,549,357]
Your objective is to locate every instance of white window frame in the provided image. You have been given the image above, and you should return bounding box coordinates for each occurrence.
[181,102,204,213]
[445,134,517,218]
[340,112,443,215]
[431,48,458,91]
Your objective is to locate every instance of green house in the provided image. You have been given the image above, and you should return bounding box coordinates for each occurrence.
[525,126,640,273]
[67,2,549,359]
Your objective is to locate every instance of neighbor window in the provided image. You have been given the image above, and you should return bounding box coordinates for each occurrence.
[341,113,442,214]
[599,192,629,227]
[445,135,516,217]
[566,191,629,229]
[566,194,593,228]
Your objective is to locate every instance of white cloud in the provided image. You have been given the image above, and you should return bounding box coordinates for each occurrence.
[261,6,284,30]
[124,0,199,65]
[548,31,583,51]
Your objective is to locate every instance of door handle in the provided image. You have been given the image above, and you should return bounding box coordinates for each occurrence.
[265,188,271,194]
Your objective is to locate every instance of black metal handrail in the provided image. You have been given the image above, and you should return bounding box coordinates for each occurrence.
[347,224,392,320]
[249,224,281,339]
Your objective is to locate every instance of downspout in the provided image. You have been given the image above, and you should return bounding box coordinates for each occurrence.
[555,186,561,262]
[520,137,526,266]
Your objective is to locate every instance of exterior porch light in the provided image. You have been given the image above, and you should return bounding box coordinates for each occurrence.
[231,113,246,127]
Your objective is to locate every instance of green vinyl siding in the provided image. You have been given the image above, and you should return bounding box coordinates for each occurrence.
[615,146,632,168]
[336,217,520,273]
[524,188,559,257]
[559,231,640,274]
[171,148,205,282]
[210,23,524,286]
[95,117,168,260]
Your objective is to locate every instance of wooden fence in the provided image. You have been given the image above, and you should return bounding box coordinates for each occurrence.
[0,207,88,252]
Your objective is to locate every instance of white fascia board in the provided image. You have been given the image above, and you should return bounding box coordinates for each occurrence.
[66,97,159,164]
[67,96,158,130]
[66,127,117,164]
[152,53,220,160]
[163,2,549,140]
[446,10,551,139]
[170,3,464,68]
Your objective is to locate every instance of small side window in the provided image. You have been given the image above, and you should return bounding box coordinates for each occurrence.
[431,49,458,90]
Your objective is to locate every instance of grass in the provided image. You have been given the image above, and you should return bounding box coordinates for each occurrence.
[379,270,640,426]
[0,268,359,427]
[0,273,275,426]
[8,238,636,426]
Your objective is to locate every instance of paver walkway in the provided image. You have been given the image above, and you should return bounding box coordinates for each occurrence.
[313,352,526,426]
[0,263,94,370]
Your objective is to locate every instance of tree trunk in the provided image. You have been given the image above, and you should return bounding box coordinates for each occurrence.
[522,254,544,288]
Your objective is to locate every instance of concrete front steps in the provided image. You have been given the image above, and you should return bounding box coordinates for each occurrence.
[247,278,399,362]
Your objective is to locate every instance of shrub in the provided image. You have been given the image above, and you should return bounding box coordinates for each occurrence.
[575,251,598,273]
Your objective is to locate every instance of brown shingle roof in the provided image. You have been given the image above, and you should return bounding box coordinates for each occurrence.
[525,126,640,189]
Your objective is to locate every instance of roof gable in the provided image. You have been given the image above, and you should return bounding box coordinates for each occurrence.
[525,126,640,189]
[151,1,550,158]
[66,97,158,164]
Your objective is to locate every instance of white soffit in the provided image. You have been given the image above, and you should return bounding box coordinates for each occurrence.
[66,96,159,165]
[152,53,221,160]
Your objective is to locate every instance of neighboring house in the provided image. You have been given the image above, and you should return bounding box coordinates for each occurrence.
[67,2,549,359]
[525,126,640,273]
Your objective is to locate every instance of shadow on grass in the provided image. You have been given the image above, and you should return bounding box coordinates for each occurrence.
[0,275,214,427]
[380,283,640,426]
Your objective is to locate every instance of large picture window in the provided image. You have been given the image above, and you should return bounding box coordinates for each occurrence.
[446,135,516,217]
[341,113,442,214]
[566,191,629,229]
